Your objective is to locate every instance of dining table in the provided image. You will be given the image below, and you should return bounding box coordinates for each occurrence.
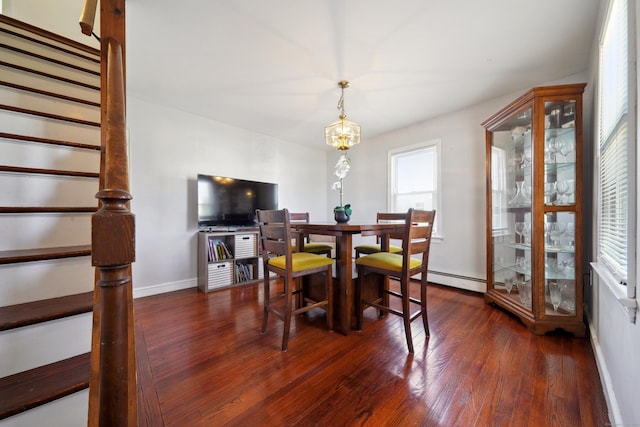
[294,221,405,335]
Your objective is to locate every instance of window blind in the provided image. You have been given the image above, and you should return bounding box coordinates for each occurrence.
[598,0,629,282]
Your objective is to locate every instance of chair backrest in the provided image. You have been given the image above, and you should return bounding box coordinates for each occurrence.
[288,212,310,244]
[257,208,293,261]
[377,212,406,241]
[289,212,310,224]
[402,209,436,270]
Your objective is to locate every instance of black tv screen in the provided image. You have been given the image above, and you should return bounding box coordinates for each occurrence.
[197,174,278,228]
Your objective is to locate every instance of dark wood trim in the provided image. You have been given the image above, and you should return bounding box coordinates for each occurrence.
[0,165,99,178]
[0,291,94,331]
[0,43,99,76]
[0,132,100,151]
[0,104,100,127]
[0,245,91,265]
[0,353,90,420]
[0,206,98,213]
[0,80,100,108]
[0,14,99,57]
[0,61,101,91]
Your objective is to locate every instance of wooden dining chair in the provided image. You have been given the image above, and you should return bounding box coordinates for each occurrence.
[289,212,333,258]
[355,209,436,353]
[257,208,334,351]
[354,212,405,258]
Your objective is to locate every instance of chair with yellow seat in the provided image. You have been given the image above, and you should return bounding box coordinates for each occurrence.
[355,209,435,353]
[289,212,334,258]
[257,208,334,351]
[354,212,405,258]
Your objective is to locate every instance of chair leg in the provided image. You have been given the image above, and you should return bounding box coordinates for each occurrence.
[355,268,363,331]
[326,265,333,332]
[281,278,293,351]
[421,278,429,337]
[400,278,414,354]
[261,277,270,334]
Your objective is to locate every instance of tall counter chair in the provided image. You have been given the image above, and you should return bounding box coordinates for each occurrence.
[355,209,436,353]
[354,212,404,258]
[257,208,334,351]
[289,212,334,258]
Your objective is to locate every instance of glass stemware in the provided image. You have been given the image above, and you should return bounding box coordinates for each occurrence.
[565,222,575,248]
[514,222,525,244]
[558,137,575,162]
[547,222,566,247]
[555,179,574,205]
[522,222,531,245]
[509,181,531,206]
[517,280,532,308]
[505,276,514,294]
[544,182,556,204]
[545,137,559,163]
[549,282,562,312]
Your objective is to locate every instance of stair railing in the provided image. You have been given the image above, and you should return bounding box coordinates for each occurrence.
[81,1,137,426]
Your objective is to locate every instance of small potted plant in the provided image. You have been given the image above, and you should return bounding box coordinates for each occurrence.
[332,154,352,223]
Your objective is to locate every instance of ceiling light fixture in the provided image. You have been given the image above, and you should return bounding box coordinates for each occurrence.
[325,80,361,151]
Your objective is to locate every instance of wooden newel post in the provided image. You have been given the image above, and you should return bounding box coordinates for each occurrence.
[92,189,135,426]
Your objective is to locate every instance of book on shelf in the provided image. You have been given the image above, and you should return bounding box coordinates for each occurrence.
[235,262,253,282]
[208,239,233,262]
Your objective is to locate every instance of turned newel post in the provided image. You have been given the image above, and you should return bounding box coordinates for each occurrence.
[87,0,137,418]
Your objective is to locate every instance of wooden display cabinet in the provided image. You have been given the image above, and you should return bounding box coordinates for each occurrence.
[482,84,586,336]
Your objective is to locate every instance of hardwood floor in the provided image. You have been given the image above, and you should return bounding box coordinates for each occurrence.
[134,281,609,426]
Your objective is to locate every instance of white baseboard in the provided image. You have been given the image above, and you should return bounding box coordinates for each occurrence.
[588,321,620,426]
[428,270,486,293]
[133,278,196,299]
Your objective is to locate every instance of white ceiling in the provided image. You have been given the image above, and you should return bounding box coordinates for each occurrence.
[126,0,600,149]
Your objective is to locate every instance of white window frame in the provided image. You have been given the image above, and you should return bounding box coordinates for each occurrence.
[593,0,637,315]
[388,139,442,240]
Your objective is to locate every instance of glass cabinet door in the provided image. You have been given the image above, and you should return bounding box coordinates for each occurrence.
[543,99,578,317]
[484,84,585,336]
[490,107,533,310]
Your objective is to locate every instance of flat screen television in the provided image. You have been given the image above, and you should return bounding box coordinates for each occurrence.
[197,174,278,228]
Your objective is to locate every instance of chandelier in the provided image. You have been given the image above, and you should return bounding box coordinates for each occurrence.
[325,81,361,151]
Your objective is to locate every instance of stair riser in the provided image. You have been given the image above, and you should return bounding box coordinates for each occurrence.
[0,137,100,174]
[1,389,88,426]
[0,110,100,143]
[0,313,91,377]
[0,258,94,306]
[0,216,92,252]
[0,64,100,104]
[0,85,100,123]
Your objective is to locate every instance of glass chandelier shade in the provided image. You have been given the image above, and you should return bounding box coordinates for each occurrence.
[325,81,361,151]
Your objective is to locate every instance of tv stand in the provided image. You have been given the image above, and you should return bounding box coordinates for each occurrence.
[197,229,262,293]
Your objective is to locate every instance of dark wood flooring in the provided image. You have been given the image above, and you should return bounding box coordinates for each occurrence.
[134,280,609,426]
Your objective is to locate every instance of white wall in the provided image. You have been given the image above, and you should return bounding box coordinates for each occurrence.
[127,97,328,295]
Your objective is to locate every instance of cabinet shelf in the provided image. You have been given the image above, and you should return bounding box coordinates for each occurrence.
[483,83,586,337]
[197,229,261,292]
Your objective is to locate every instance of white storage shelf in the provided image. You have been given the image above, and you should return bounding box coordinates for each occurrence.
[198,229,261,293]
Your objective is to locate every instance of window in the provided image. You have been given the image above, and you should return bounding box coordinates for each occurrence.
[389,140,440,236]
[596,0,635,296]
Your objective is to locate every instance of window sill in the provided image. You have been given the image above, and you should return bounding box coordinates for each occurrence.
[591,262,637,323]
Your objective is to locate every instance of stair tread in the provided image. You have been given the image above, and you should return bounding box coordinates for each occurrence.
[0,244,91,265]
[0,353,91,420]
[0,291,93,331]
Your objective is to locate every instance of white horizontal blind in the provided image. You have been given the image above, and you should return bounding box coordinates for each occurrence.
[598,0,629,282]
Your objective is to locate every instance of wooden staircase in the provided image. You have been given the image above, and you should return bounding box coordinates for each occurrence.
[0,14,100,422]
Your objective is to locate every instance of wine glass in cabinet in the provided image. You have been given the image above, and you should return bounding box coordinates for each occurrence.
[482,84,586,336]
